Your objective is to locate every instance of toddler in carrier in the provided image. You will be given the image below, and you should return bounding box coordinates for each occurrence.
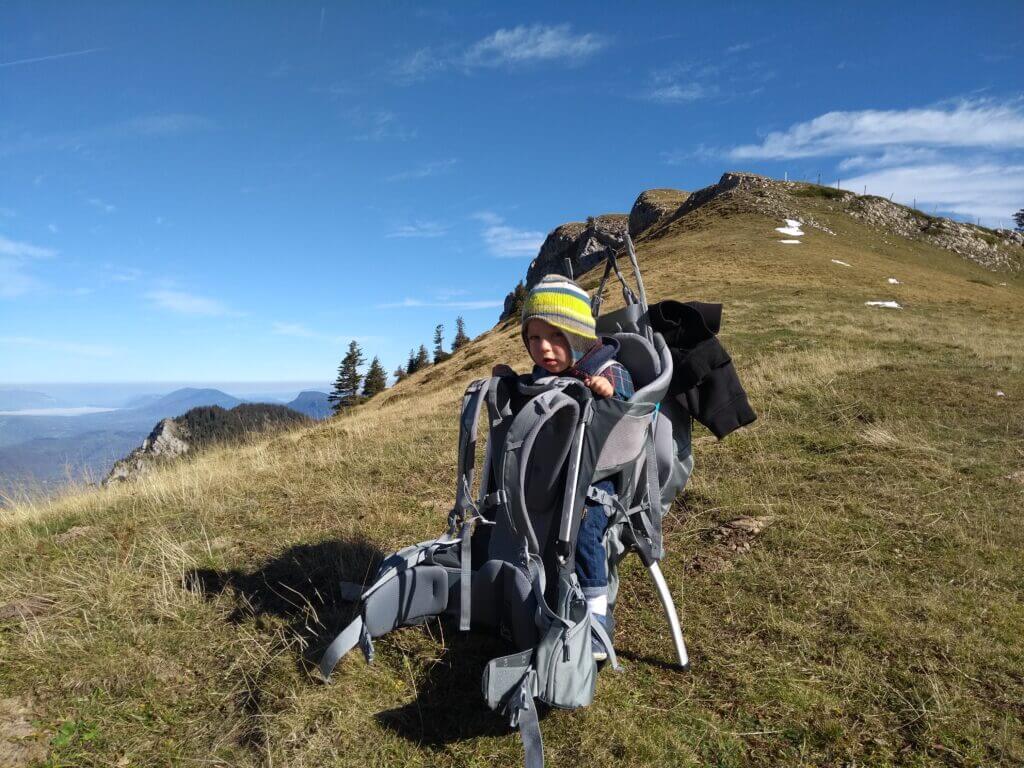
[493,274,634,660]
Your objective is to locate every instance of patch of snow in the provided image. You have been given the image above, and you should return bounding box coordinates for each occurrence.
[778,239,801,244]
[998,282,1008,286]
[865,301,902,309]
[996,390,1006,397]
[775,218,804,237]
[831,259,853,267]
[887,277,900,284]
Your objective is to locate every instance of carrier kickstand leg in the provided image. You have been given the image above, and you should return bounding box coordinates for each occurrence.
[647,561,689,669]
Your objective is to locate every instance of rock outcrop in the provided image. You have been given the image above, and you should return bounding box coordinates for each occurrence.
[104,418,190,485]
[501,214,628,318]
[104,403,310,485]
[846,195,1024,272]
[628,188,690,237]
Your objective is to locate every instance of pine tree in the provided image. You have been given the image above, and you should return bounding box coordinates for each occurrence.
[1014,208,1024,232]
[406,348,419,375]
[329,340,364,413]
[452,315,470,352]
[415,344,431,370]
[362,356,388,398]
[393,364,407,382]
[507,280,528,318]
[433,323,450,363]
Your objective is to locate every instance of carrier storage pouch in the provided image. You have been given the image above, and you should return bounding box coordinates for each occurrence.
[533,576,596,709]
[482,649,536,711]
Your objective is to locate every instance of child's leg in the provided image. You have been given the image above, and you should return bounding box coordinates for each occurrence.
[576,484,612,617]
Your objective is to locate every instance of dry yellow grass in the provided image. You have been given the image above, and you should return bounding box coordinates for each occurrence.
[1,191,1023,767]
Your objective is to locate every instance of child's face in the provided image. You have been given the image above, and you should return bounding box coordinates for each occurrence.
[525,319,572,374]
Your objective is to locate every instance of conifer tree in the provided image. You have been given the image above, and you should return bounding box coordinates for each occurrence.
[406,348,419,375]
[506,280,528,318]
[415,344,431,370]
[362,356,388,398]
[329,340,364,412]
[1014,208,1024,232]
[433,323,450,363]
[393,364,407,382]
[452,315,470,351]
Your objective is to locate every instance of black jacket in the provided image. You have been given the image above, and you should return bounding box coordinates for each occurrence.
[649,300,756,439]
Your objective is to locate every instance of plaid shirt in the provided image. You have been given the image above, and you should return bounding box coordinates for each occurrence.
[532,338,635,401]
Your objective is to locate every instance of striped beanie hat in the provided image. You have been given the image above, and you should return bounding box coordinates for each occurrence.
[521,274,597,360]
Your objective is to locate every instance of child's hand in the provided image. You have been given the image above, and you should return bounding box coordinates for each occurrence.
[583,375,613,398]
[492,364,516,377]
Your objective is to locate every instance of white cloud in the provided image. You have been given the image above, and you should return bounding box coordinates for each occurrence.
[840,162,1024,224]
[386,220,449,239]
[730,100,1024,159]
[0,234,56,259]
[146,289,238,317]
[386,158,458,182]
[463,24,607,68]
[271,322,318,338]
[349,110,417,142]
[0,234,56,298]
[87,197,116,213]
[474,212,545,258]
[0,258,42,297]
[648,82,711,104]
[393,24,607,82]
[726,42,753,54]
[377,297,503,310]
[124,114,215,136]
[0,335,115,357]
[837,147,940,171]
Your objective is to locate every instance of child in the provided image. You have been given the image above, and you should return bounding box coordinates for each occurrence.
[493,274,634,660]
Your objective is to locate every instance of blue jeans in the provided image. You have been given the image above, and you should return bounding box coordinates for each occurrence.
[576,479,613,598]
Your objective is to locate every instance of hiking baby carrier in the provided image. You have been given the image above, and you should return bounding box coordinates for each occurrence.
[320,235,694,767]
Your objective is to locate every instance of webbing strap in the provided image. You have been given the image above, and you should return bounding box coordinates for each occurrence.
[459,520,473,631]
[506,671,544,768]
[319,615,372,681]
[455,379,489,515]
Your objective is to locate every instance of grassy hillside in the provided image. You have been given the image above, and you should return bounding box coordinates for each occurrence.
[2,190,1023,767]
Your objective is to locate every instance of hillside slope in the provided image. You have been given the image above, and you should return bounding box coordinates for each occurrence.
[1,183,1023,767]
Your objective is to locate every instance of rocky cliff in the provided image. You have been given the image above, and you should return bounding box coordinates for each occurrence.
[501,172,1022,317]
[104,403,310,485]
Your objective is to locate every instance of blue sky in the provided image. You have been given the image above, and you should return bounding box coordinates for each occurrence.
[2,1,1022,383]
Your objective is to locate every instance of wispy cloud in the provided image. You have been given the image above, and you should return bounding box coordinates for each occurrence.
[87,197,116,213]
[394,23,607,83]
[841,162,1024,223]
[0,47,103,69]
[349,109,417,142]
[386,158,458,182]
[146,289,239,317]
[0,234,56,298]
[386,220,449,239]
[463,24,607,68]
[124,114,215,136]
[726,42,753,54]
[0,259,43,298]
[272,322,385,344]
[1,112,214,156]
[0,234,56,260]
[0,335,115,357]
[837,146,940,171]
[473,212,545,258]
[376,297,503,310]
[729,99,1024,159]
[643,63,720,104]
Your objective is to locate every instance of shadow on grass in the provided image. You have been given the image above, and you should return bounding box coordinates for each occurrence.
[372,622,526,746]
[185,537,384,667]
[185,538,540,748]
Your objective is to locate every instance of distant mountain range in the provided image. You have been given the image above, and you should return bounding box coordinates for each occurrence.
[0,386,331,501]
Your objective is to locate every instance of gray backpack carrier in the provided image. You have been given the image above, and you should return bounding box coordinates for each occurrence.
[320,235,694,767]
